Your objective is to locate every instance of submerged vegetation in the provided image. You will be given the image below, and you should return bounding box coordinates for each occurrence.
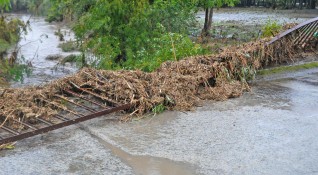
[0,0,30,85]
[2,0,317,73]
[0,16,25,59]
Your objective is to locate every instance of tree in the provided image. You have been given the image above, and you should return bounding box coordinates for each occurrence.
[0,0,11,12]
[197,0,238,37]
[66,0,200,70]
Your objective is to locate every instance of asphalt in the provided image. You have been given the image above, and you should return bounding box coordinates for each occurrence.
[1,67,318,175]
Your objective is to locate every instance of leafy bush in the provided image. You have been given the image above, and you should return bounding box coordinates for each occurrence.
[262,19,282,38]
[122,32,204,72]
[70,0,200,71]
[152,103,166,114]
[58,41,79,52]
[0,0,10,12]
[0,14,29,83]
[0,60,31,82]
[0,16,26,58]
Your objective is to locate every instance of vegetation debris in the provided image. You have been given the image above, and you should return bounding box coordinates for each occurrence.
[1,33,316,129]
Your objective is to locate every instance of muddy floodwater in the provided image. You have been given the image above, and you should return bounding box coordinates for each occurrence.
[0,9,318,175]
[7,14,79,87]
[1,65,318,175]
[197,8,318,24]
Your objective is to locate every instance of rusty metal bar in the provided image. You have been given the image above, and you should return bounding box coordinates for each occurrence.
[0,103,131,145]
[63,89,107,108]
[293,22,315,43]
[55,94,97,113]
[1,126,19,135]
[69,81,118,106]
[38,98,83,117]
[298,23,311,35]
[12,119,37,130]
[295,22,318,45]
[53,114,70,122]
[82,71,106,85]
[96,72,108,82]
[300,22,318,44]
[36,118,54,126]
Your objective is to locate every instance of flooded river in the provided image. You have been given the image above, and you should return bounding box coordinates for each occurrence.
[7,14,78,87]
[197,8,317,24]
[0,9,317,175]
[6,9,317,87]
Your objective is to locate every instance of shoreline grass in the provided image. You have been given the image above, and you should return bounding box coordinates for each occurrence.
[257,61,318,76]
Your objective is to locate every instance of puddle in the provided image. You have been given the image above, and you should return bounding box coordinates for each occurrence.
[81,124,197,175]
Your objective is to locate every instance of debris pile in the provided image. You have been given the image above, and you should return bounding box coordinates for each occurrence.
[0,29,316,128]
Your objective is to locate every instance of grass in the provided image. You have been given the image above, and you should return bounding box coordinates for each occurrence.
[60,54,77,64]
[58,41,79,52]
[152,104,166,114]
[0,143,15,150]
[257,62,318,76]
[197,22,262,54]
[0,60,31,83]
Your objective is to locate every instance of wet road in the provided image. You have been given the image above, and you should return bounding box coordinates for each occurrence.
[0,67,318,175]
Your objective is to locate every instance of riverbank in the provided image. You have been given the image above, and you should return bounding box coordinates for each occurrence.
[2,9,316,88]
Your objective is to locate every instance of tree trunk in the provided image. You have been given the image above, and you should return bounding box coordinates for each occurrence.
[201,8,213,37]
[300,0,303,9]
[309,0,316,9]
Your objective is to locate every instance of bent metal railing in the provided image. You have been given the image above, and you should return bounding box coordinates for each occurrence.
[267,16,318,47]
[0,86,131,146]
[0,17,317,147]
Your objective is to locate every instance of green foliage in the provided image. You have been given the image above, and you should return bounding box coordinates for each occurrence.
[262,19,282,38]
[0,0,11,12]
[45,0,95,22]
[60,54,78,64]
[58,41,78,52]
[121,32,203,72]
[0,15,29,83]
[197,0,239,8]
[0,16,26,57]
[68,0,201,71]
[27,0,51,15]
[239,66,256,81]
[258,62,318,76]
[0,60,31,82]
[152,103,166,114]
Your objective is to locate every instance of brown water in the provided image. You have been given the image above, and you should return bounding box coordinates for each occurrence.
[82,124,197,175]
[7,14,79,87]
[0,10,317,175]
[197,8,317,25]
